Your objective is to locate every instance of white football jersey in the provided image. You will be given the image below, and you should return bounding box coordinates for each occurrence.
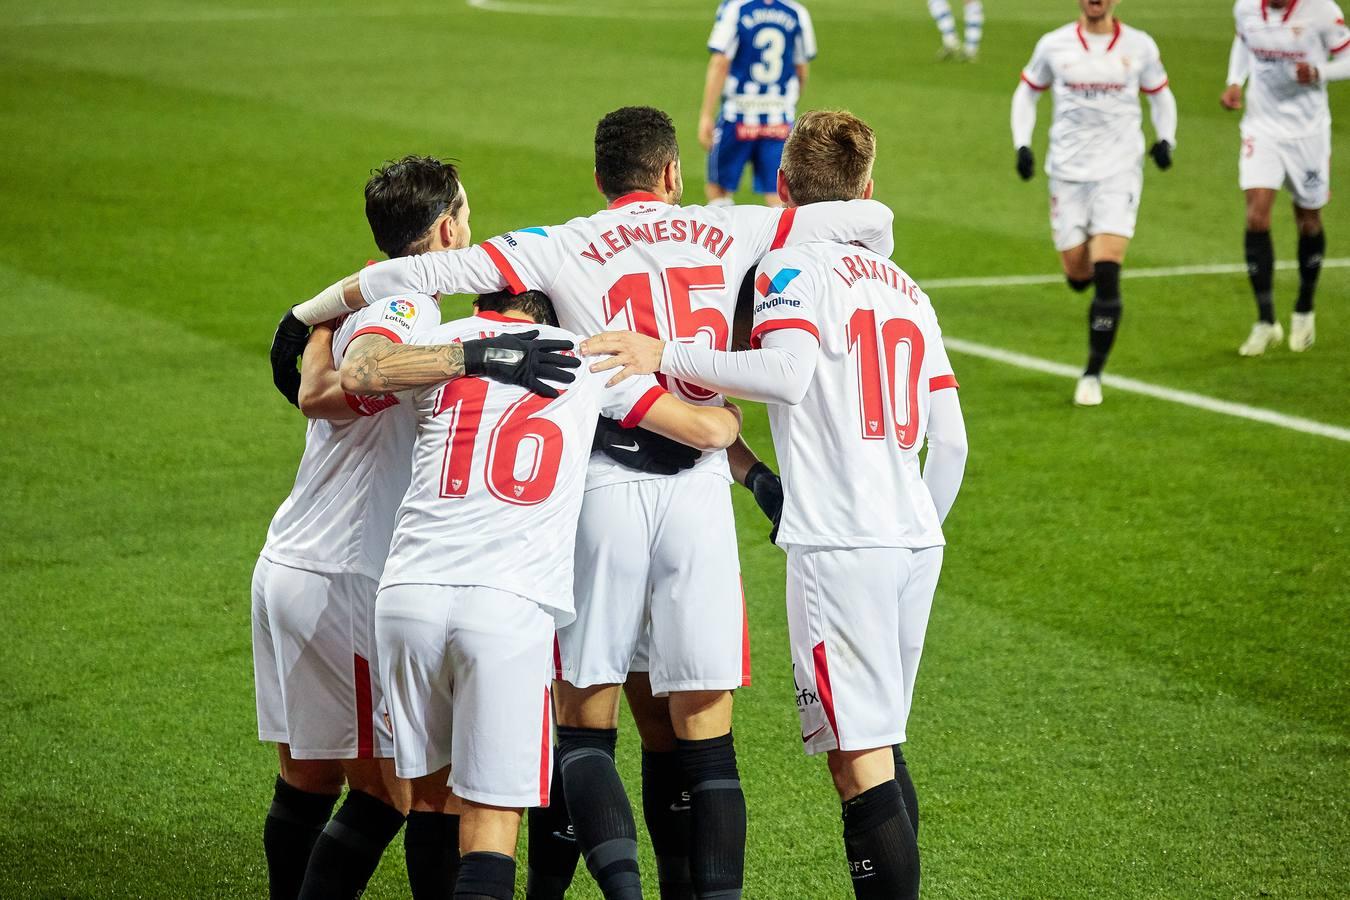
[377,311,666,623]
[1234,0,1350,138]
[472,194,893,489]
[750,244,958,549]
[261,293,440,579]
[1021,21,1171,181]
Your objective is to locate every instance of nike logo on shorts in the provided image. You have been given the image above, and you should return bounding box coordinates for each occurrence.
[802,724,828,743]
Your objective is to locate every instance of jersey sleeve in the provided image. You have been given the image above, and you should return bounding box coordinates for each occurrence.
[796,7,818,62]
[1139,35,1170,94]
[753,200,896,258]
[920,302,959,393]
[748,250,821,349]
[359,246,508,306]
[708,1,740,56]
[599,372,668,428]
[339,295,430,358]
[1324,2,1350,54]
[480,227,571,296]
[1021,34,1054,90]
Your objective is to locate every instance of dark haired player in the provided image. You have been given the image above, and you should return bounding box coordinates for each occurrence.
[1011,0,1177,406]
[369,288,741,900]
[1223,0,1350,355]
[256,156,577,900]
[286,106,894,900]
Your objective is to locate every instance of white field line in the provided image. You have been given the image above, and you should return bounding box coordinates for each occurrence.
[465,0,698,19]
[8,6,431,27]
[943,337,1350,443]
[926,258,1350,290]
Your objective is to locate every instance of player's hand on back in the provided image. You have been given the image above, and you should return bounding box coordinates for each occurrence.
[593,417,700,475]
[1220,84,1244,111]
[1016,146,1036,181]
[462,330,581,399]
[1295,63,1320,85]
[1149,141,1173,171]
[580,331,667,387]
[270,307,311,407]
[743,461,784,545]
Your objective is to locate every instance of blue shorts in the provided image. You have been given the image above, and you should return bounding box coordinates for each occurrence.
[707,120,791,196]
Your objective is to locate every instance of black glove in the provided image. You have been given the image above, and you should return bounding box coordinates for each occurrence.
[743,461,784,544]
[270,308,311,407]
[1016,146,1036,181]
[462,330,581,399]
[1150,140,1173,171]
[592,417,700,475]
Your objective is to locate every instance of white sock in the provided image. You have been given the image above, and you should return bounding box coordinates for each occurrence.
[927,0,959,49]
[963,0,984,54]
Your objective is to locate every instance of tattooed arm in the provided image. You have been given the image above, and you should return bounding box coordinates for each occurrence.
[339,334,466,396]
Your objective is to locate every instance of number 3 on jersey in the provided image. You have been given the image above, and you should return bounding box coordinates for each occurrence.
[604,266,728,402]
[435,378,564,505]
[847,307,925,450]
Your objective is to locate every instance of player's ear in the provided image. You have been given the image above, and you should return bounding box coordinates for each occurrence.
[438,215,456,249]
[862,179,874,200]
[662,159,679,197]
[776,170,793,207]
[594,169,604,197]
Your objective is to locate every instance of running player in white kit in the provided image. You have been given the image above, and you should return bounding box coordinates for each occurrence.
[1222,0,1350,355]
[1011,0,1178,406]
[583,110,968,900]
[257,157,579,900]
[373,288,740,900]
[285,106,894,900]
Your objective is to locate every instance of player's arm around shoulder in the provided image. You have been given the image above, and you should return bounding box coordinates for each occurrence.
[636,394,743,453]
[297,322,360,421]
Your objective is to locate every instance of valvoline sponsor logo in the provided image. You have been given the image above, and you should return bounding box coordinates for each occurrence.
[754,267,803,314]
[500,226,548,248]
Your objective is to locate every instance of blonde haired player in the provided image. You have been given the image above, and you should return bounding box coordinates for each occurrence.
[583,109,969,900]
[1222,0,1350,355]
[1011,0,1177,406]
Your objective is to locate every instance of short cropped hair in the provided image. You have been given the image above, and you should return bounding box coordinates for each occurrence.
[779,110,877,205]
[476,289,559,328]
[594,107,680,199]
[364,156,465,258]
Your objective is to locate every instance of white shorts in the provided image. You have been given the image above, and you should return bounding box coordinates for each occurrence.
[557,471,749,696]
[1240,129,1331,210]
[251,556,394,759]
[786,545,943,756]
[1049,168,1144,251]
[376,583,555,808]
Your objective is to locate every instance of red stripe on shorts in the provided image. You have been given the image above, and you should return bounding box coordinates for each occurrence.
[539,685,553,806]
[812,641,839,744]
[740,578,752,687]
[552,635,563,681]
[354,654,374,758]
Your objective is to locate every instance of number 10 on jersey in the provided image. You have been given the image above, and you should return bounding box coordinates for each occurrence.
[847,308,926,450]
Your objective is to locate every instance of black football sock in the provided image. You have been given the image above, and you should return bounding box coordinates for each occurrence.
[890,746,919,838]
[1245,229,1276,323]
[406,810,461,900]
[677,732,747,900]
[263,775,340,900]
[454,851,516,900]
[841,781,919,900]
[642,749,694,899]
[1084,261,1123,377]
[556,727,642,900]
[1066,275,1093,293]
[1296,230,1325,314]
[526,753,581,900]
[297,789,406,900]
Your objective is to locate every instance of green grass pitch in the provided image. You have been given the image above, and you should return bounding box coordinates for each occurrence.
[2,0,1347,896]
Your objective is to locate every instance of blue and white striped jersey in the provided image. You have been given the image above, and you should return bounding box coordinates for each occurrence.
[708,0,817,126]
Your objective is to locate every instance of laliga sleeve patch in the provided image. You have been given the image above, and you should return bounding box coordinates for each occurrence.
[383,297,417,327]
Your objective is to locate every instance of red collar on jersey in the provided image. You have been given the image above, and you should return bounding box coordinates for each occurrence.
[1076,19,1122,52]
[474,310,529,324]
[608,191,663,209]
[1262,0,1300,22]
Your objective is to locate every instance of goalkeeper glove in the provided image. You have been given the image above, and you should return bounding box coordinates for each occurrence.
[462,330,581,399]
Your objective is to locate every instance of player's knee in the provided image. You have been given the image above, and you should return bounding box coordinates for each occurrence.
[1294,208,1323,236]
[279,753,345,795]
